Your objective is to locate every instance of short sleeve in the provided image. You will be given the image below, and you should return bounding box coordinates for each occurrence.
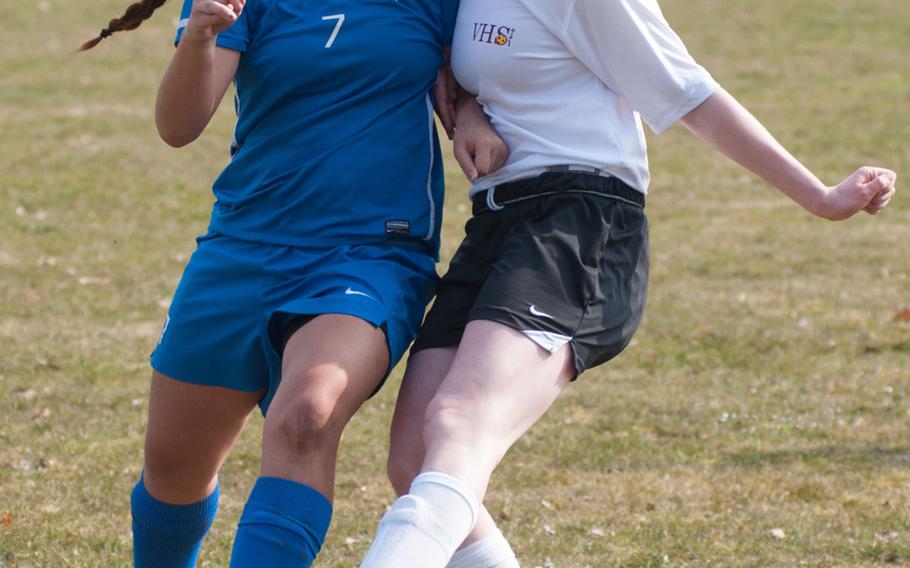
[174,0,250,53]
[560,0,717,133]
[440,0,460,46]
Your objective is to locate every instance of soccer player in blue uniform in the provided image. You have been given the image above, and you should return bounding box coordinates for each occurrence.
[78,0,503,566]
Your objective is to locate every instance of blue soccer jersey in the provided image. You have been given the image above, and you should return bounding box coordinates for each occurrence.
[175,0,459,256]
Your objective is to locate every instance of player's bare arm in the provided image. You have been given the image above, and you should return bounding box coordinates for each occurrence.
[434,48,458,139]
[682,87,897,220]
[155,0,243,147]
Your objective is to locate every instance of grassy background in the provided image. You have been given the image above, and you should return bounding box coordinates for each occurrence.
[1,0,908,566]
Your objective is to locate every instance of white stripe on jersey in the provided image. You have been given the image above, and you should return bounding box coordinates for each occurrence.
[423,94,436,240]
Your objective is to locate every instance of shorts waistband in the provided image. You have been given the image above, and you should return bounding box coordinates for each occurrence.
[472,170,645,215]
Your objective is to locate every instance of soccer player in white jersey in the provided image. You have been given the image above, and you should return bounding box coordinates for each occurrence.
[80,0,507,566]
[361,0,898,566]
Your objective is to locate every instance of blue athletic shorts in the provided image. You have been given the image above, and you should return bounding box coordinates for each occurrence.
[150,232,438,414]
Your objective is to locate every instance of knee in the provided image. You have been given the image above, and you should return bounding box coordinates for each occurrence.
[264,371,347,454]
[422,391,509,471]
[143,440,183,484]
[387,447,421,496]
[422,394,475,447]
[143,437,212,494]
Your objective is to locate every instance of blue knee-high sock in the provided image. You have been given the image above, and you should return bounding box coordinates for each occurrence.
[230,477,333,568]
[131,477,219,568]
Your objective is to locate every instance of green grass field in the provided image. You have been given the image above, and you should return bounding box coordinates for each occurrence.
[1,1,908,566]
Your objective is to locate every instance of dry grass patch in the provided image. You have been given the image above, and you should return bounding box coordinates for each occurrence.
[2,0,908,566]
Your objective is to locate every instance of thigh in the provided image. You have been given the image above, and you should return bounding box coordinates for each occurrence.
[422,320,574,495]
[144,371,263,504]
[436,320,573,436]
[277,314,391,411]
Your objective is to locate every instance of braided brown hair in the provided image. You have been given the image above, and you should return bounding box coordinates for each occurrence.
[79,0,169,51]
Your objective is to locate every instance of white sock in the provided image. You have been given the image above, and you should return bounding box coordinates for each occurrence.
[360,472,479,568]
[447,530,520,568]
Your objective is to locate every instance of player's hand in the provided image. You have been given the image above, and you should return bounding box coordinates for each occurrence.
[453,97,509,183]
[184,0,245,42]
[816,167,897,220]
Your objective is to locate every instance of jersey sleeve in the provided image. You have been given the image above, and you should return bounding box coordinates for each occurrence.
[559,0,717,134]
[174,0,251,52]
[440,0,460,46]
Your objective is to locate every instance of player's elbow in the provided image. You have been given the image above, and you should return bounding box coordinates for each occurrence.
[158,133,194,148]
[155,100,206,148]
[156,121,200,148]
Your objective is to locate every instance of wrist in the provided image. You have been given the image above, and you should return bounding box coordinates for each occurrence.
[455,99,486,131]
[797,184,826,217]
[181,24,218,46]
[453,99,474,121]
[454,88,479,114]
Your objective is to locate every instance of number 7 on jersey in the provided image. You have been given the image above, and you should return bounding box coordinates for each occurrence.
[322,14,345,48]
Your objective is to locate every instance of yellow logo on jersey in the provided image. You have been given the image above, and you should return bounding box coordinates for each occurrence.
[473,23,515,47]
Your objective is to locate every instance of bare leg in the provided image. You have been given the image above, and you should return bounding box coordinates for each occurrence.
[421,321,573,500]
[362,320,573,567]
[134,371,263,567]
[143,371,263,503]
[230,314,391,566]
[259,313,390,501]
[388,348,502,549]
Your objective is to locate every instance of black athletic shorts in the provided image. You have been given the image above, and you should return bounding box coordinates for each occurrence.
[412,171,649,375]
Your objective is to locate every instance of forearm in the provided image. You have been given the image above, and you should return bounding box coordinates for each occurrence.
[155,33,221,147]
[454,87,481,123]
[681,88,828,215]
[452,88,509,182]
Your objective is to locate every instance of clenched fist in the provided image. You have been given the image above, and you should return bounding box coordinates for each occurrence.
[815,167,898,221]
[183,0,245,42]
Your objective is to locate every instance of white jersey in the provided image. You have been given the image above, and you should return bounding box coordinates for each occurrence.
[451,0,718,195]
